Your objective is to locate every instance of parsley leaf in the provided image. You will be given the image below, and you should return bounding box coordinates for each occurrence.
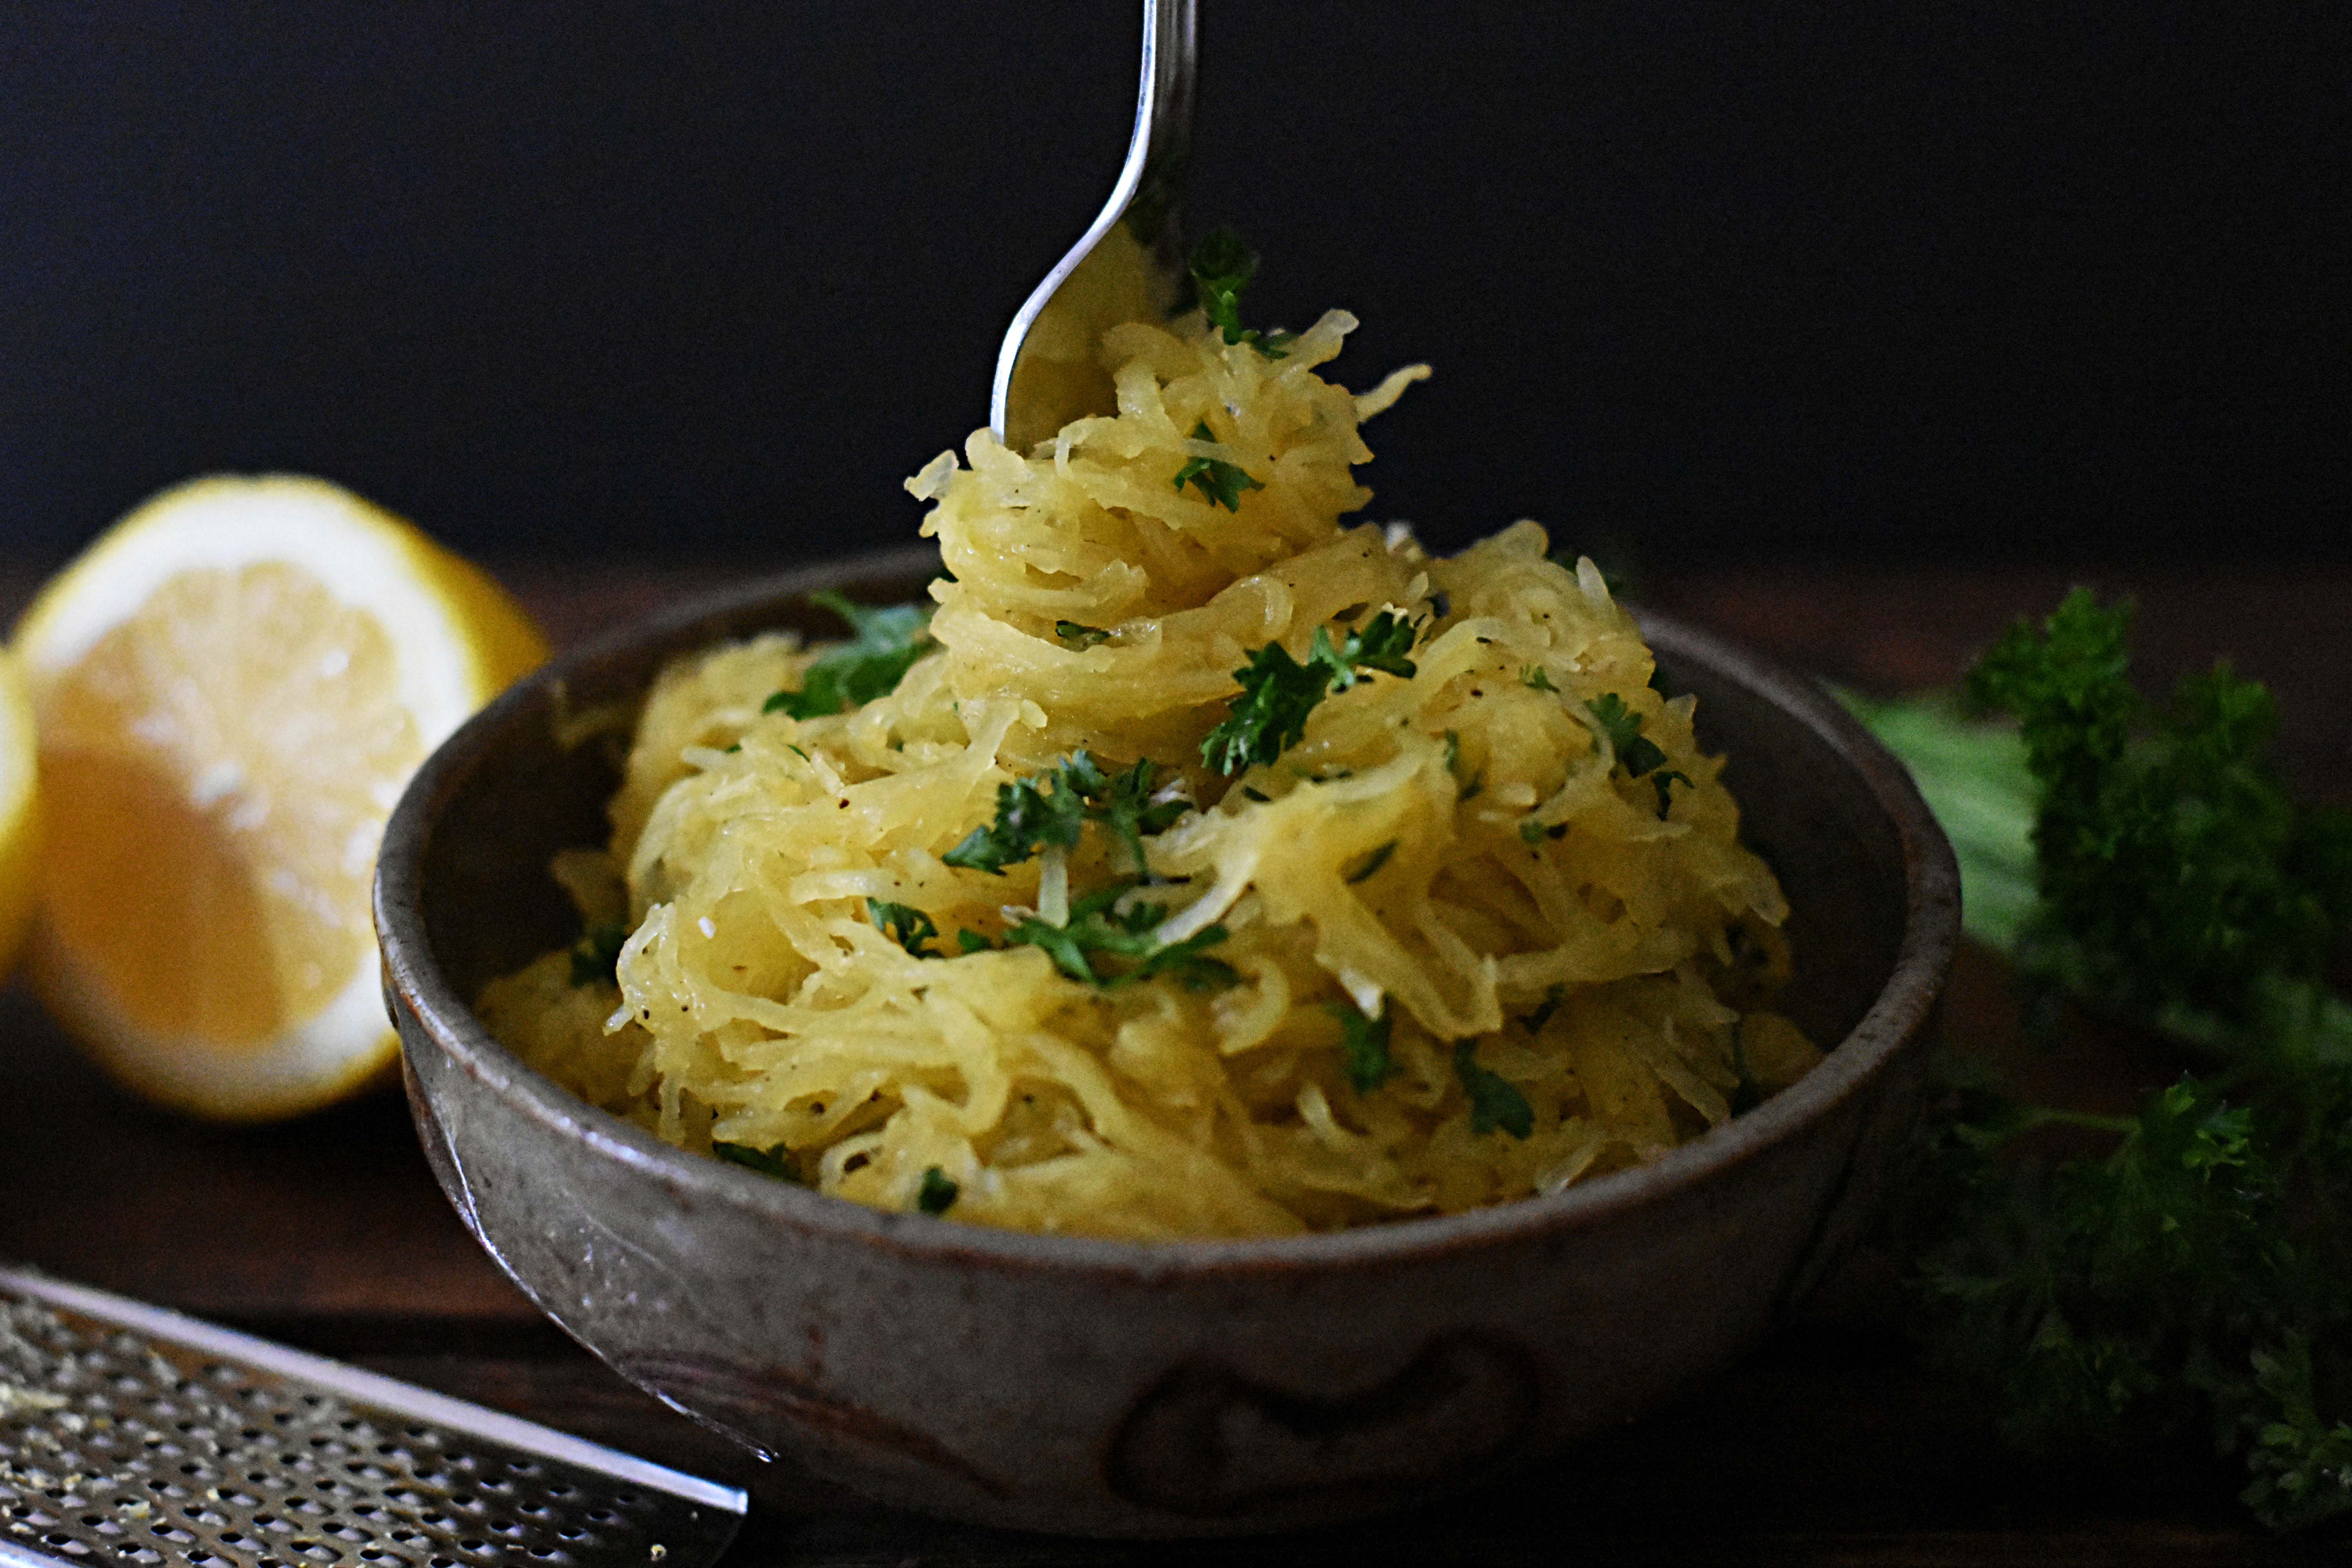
[569,918,630,987]
[1172,422,1264,511]
[1088,757,1192,876]
[1056,620,1112,649]
[1454,1041,1534,1138]
[1842,691,2040,952]
[764,590,933,720]
[1200,612,1421,775]
[1584,691,1667,774]
[1442,728,1487,800]
[1116,923,1241,990]
[1201,642,1329,774]
[1187,229,1295,359]
[997,882,1238,991]
[944,766,1089,874]
[942,752,1185,878]
[1343,839,1397,884]
[714,1141,800,1181]
[1188,229,1254,335]
[1584,692,1691,817]
[1324,1000,1395,1093]
[1648,771,1693,817]
[866,898,940,957]
[1333,612,1420,683]
[916,1167,960,1215]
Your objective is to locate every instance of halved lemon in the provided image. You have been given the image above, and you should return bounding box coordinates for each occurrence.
[0,646,40,981]
[13,474,548,1120]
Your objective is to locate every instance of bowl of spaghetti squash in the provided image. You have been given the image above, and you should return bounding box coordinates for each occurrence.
[374,302,1958,1534]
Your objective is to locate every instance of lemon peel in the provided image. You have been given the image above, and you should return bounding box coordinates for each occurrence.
[14,474,548,1120]
[0,645,41,981]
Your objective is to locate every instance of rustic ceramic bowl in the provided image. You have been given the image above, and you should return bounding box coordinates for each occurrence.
[374,544,1959,1537]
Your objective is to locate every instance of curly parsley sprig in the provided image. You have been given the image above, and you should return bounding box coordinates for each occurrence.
[987,881,1238,991]
[1584,693,1691,818]
[942,751,1188,879]
[764,590,933,720]
[1967,590,2352,1031]
[1187,229,1295,359]
[866,898,940,957]
[1865,589,2352,1533]
[1200,612,1420,775]
[1172,422,1264,511]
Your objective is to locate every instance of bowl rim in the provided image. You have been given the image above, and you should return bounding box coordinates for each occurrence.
[375,543,1960,1281]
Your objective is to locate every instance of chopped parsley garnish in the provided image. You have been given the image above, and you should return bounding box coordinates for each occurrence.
[866,898,940,957]
[1091,756,1188,870]
[714,1141,800,1182]
[1335,612,1421,682]
[764,590,933,720]
[1454,1041,1534,1139]
[1324,1000,1395,1093]
[1343,839,1398,884]
[1583,691,1667,773]
[944,764,1087,871]
[1200,612,1421,775]
[1055,620,1112,649]
[1446,727,1483,800]
[942,752,1187,878]
[1172,422,1264,511]
[1524,984,1566,1034]
[916,1167,960,1215]
[1521,666,1558,693]
[1187,229,1295,359]
[569,918,630,987]
[1439,729,1477,799]
[995,882,1238,991]
[1584,692,1692,817]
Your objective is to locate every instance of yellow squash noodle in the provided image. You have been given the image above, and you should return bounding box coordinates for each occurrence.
[479,306,1819,1240]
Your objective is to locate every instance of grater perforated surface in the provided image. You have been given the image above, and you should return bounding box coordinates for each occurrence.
[0,1272,742,1568]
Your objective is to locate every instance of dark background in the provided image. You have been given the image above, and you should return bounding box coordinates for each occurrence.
[4,1,2344,579]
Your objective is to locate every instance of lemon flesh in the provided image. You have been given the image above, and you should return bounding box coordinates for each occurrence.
[14,475,548,1121]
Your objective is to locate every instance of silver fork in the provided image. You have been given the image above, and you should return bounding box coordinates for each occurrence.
[989,0,1197,453]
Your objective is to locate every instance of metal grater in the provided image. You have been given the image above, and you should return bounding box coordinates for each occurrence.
[0,1269,744,1568]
